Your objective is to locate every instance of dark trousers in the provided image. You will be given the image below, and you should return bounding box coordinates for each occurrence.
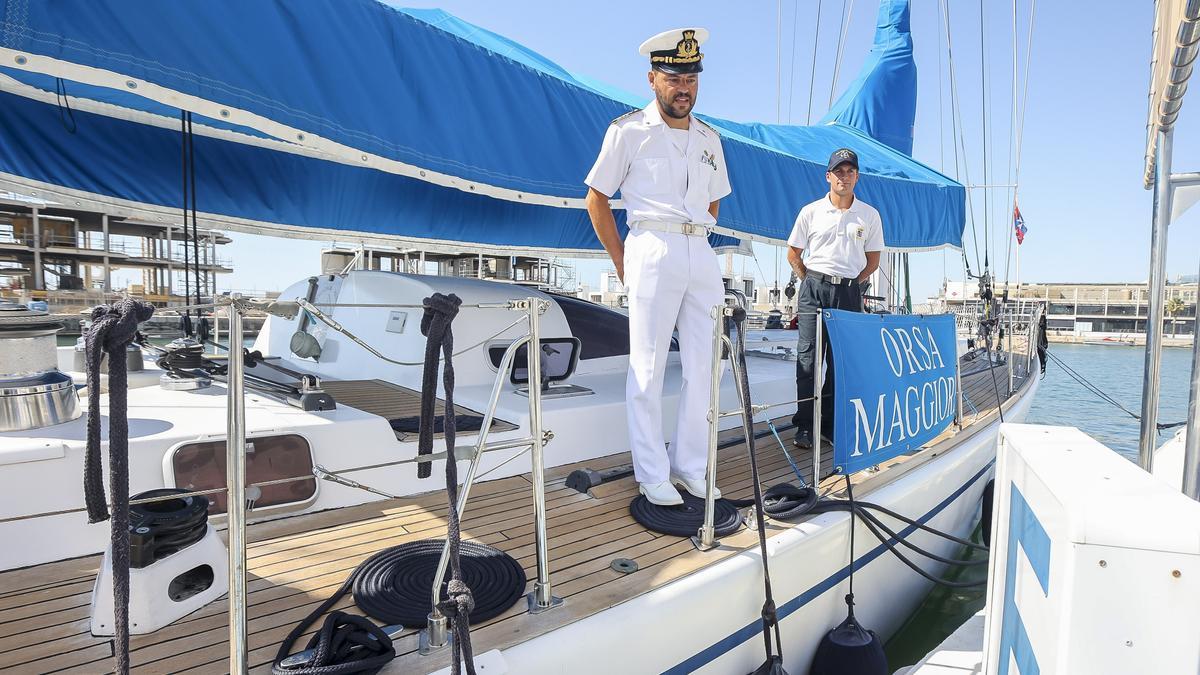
[790,276,864,436]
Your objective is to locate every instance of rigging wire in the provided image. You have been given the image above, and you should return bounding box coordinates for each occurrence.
[1007,0,1038,295]
[937,0,946,174]
[829,0,857,109]
[1003,0,1019,289]
[979,0,991,273]
[807,0,824,125]
[939,0,981,276]
[776,0,783,124]
[786,0,801,123]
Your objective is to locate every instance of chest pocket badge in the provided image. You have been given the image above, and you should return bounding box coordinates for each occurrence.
[701,149,718,171]
[854,226,865,240]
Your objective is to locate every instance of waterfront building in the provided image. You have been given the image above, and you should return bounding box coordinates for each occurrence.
[0,195,232,311]
[942,279,1198,337]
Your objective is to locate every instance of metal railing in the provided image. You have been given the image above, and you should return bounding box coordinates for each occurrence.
[694,294,822,550]
[0,289,1054,670]
[0,293,563,670]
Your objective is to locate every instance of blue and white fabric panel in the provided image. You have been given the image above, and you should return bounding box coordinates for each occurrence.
[822,310,958,474]
[0,88,615,250]
[0,0,961,252]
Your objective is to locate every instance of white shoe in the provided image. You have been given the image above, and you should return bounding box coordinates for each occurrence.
[671,474,721,500]
[639,480,684,506]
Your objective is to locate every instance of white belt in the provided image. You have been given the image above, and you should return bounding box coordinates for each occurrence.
[633,221,712,237]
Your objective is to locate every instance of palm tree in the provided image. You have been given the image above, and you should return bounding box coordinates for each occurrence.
[1166,297,1186,337]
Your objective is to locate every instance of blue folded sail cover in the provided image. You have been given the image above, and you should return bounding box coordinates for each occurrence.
[821,310,958,474]
[822,0,919,156]
[0,1,962,253]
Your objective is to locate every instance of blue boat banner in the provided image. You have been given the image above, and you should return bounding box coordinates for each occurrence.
[822,310,958,474]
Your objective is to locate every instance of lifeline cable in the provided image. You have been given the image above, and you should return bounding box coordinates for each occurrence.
[82,298,156,675]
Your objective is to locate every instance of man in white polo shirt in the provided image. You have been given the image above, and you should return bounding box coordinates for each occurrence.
[787,148,884,450]
[584,28,732,505]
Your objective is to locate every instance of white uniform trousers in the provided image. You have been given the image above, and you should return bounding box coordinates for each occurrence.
[623,228,725,484]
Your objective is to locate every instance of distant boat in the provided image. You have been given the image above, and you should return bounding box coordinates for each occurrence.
[1082,335,1137,346]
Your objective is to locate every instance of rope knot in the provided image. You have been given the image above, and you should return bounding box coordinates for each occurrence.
[761,599,778,626]
[420,293,462,337]
[88,298,155,353]
[441,578,476,617]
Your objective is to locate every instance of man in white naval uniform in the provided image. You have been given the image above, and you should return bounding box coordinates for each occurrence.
[584,28,732,506]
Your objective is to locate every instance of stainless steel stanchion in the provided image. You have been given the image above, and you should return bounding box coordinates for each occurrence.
[812,311,824,485]
[955,328,965,429]
[693,305,728,552]
[422,336,533,653]
[526,298,562,613]
[225,297,248,673]
[1138,127,1174,471]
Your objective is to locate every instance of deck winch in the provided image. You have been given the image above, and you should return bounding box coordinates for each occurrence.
[90,488,228,636]
[0,303,81,432]
[157,337,212,390]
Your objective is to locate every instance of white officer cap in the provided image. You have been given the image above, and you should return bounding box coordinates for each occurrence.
[638,28,709,74]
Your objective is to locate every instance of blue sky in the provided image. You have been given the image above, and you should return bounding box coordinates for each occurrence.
[224,0,1200,301]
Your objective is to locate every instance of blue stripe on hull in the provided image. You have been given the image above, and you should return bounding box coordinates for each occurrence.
[664,460,994,674]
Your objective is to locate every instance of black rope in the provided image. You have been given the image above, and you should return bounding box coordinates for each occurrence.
[629,493,742,536]
[54,77,77,134]
[797,497,989,589]
[419,292,477,675]
[272,539,526,674]
[187,112,202,310]
[1043,349,1185,430]
[273,556,396,675]
[82,298,156,675]
[845,476,858,616]
[275,611,394,675]
[755,483,819,521]
[731,309,786,670]
[179,111,192,330]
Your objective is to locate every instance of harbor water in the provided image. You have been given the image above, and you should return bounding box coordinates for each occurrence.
[1025,342,1195,459]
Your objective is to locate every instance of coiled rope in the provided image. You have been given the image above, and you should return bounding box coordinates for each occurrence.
[629,493,742,537]
[82,298,155,675]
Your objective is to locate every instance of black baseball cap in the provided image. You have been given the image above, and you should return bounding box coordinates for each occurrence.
[827,148,859,172]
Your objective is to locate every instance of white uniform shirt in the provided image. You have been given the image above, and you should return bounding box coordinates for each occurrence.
[585,102,732,226]
[787,196,885,278]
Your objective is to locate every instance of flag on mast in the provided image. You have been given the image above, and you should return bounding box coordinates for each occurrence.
[1013,203,1027,245]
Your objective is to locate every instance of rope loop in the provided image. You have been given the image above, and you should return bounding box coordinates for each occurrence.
[89,298,155,354]
[82,297,155,675]
[421,292,462,337]
[274,611,394,675]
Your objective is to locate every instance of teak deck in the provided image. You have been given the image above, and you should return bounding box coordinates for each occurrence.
[0,353,1029,674]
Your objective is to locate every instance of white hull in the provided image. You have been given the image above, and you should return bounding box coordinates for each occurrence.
[492,373,1037,674]
[0,271,1040,675]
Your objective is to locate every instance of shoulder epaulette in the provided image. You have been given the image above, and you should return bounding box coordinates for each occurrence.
[609,109,640,126]
[695,117,720,137]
